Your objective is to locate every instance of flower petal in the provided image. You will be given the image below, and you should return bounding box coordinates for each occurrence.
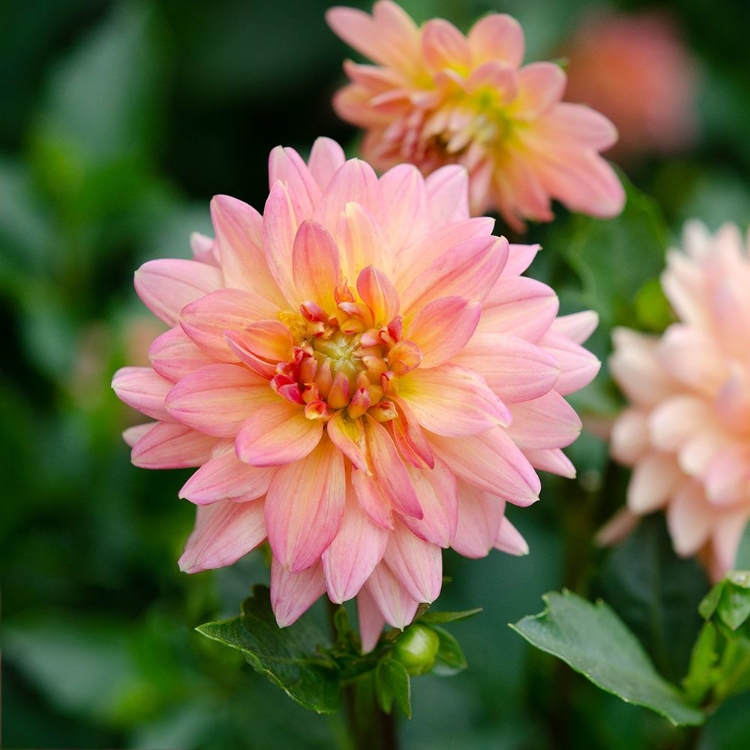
[271,558,327,627]
[178,499,266,573]
[292,220,342,311]
[364,561,419,630]
[468,13,524,68]
[452,484,504,558]
[265,437,346,572]
[383,521,442,603]
[268,146,322,223]
[236,399,324,466]
[149,328,214,382]
[112,366,172,421]
[130,421,217,469]
[308,137,347,190]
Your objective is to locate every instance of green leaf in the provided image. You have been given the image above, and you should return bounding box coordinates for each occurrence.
[512,591,705,726]
[683,622,720,705]
[430,625,468,677]
[375,657,411,718]
[600,514,708,683]
[716,583,750,631]
[734,521,750,570]
[419,608,483,625]
[196,585,340,714]
[699,581,725,621]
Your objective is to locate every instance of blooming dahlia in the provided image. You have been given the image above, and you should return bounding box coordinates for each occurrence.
[326,1,625,230]
[610,222,750,580]
[113,138,599,649]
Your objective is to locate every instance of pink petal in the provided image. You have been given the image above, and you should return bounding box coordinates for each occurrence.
[610,408,649,464]
[666,482,713,556]
[134,259,222,327]
[467,13,524,68]
[292,220,341,310]
[314,159,382,234]
[265,437,346,572]
[425,165,470,225]
[179,447,277,504]
[149,328,214,382]
[268,146,322,223]
[452,332,560,403]
[502,242,540,276]
[388,397,435,469]
[522,447,576,478]
[322,484,389,603]
[399,363,510,437]
[357,584,386,653]
[165,363,276,438]
[307,137,347,191]
[627,453,682,513]
[549,310,599,344]
[658,324,728,396]
[400,236,508,314]
[351,467,394,530]
[534,102,618,152]
[539,330,601,395]
[704,445,750,506]
[336,202,392,280]
[357,266,400,324]
[507,391,582,450]
[130,421,217,469]
[123,422,154,448]
[364,415,423,519]
[406,296,481,368]
[112,366,172,421]
[452,484,504,558]
[383,521,442,603]
[270,558,327,627]
[210,195,286,306]
[327,411,370,474]
[648,395,711,452]
[380,163,430,253]
[399,457,458,547]
[178,499,266,573]
[513,62,566,118]
[180,288,280,362]
[430,427,540,506]
[263,180,300,307]
[495,515,529,555]
[236,399,324,466]
[364,561,420,630]
[421,18,471,72]
[477,276,559,340]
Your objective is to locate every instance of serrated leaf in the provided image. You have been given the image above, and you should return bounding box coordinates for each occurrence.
[735,521,750,570]
[430,625,468,677]
[419,608,483,625]
[375,657,411,718]
[512,591,705,727]
[196,585,340,714]
[717,583,750,631]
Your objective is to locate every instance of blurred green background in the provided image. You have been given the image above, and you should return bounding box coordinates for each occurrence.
[2,0,750,747]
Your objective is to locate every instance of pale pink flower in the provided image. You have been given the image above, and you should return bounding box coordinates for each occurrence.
[610,222,750,580]
[113,138,599,648]
[564,11,698,161]
[326,1,624,230]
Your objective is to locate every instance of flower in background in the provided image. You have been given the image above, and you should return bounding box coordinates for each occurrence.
[113,138,599,649]
[563,11,698,161]
[326,1,624,230]
[610,222,750,580]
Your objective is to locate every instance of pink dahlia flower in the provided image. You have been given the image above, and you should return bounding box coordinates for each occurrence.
[326,1,625,230]
[563,11,698,161]
[610,222,750,580]
[113,138,599,648]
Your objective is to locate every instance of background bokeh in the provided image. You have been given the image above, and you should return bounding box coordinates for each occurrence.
[2,0,750,747]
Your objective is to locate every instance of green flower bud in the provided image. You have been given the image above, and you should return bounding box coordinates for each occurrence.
[393,624,440,676]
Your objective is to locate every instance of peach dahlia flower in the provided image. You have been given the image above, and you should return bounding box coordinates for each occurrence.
[327,1,625,230]
[113,138,599,648]
[610,222,750,580]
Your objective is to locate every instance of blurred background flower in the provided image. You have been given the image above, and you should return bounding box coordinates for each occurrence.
[2,1,750,748]
[562,9,699,163]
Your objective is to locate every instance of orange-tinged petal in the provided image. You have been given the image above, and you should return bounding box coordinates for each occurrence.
[399,363,511,437]
[268,145,322,223]
[271,558,327,627]
[236,399,324,466]
[178,499,266,573]
[263,180,300,307]
[308,137,347,190]
[364,560,420,630]
[149,328,214,383]
[357,266,400,324]
[467,13,524,68]
[327,410,370,474]
[422,18,471,73]
[265,437,346,572]
[383,521,442,603]
[336,201,391,280]
[292,220,342,311]
[406,296,481,368]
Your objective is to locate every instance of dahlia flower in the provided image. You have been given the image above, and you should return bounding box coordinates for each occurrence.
[326,1,625,230]
[113,138,599,649]
[610,222,750,580]
[563,11,698,161]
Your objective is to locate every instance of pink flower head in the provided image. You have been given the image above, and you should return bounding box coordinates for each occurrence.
[326,1,625,230]
[113,138,599,648]
[563,11,698,161]
[610,222,750,580]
